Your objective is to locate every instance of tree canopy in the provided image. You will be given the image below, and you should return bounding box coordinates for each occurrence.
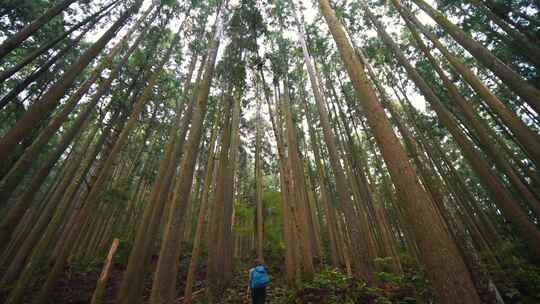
[0,0,539,303]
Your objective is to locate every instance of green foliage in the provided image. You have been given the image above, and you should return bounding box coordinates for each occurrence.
[111,237,133,268]
[96,187,130,210]
[374,257,398,274]
[68,256,102,277]
[375,270,404,286]
[439,0,539,81]
[285,269,392,304]
[481,241,540,302]
[160,0,179,8]
[395,252,435,301]
[270,286,296,304]
[263,190,284,258]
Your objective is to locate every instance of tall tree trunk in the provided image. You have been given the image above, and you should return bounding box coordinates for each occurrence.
[319,1,481,302]
[0,2,140,166]
[304,104,340,268]
[183,111,219,304]
[0,0,121,83]
[149,6,224,303]
[0,0,78,60]
[405,22,540,216]
[281,78,315,279]
[0,12,150,210]
[222,98,241,280]
[390,80,504,251]
[293,6,374,280]
[255,84,264,262]
[258,67,296,283]
[206,91,234,300]
[363,3,540,259]
[408,0,540,113]
[328,76,402,273]
[391,0,540,168]
[115,25,195,304]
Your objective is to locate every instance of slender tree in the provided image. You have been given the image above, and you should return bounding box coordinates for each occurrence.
[318,1,481,302]
[0,0,78,60]
[0,1,141,167]
[149,4,225,302]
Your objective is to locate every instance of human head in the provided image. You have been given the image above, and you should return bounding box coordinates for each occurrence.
[254,258,263,266]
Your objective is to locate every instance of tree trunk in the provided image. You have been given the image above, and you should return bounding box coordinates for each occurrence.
[115,23,195,304]
[364,3,540,259]
[0,0,120,83]
[90,239,119,304]
[392,0,540,169]
[0,0,78,60]
[255,85,264,262]
[149,6,224,303]
[0,26,148,252]
[409,0,540,113]
[0,2,139,166]
[405,22,540,217]
[258,67,297,283]
[183,112,219,304]
[281,78,315,280]
[294,7,375,280]
[319,1,481,302]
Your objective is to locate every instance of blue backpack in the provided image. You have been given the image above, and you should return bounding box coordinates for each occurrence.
[250,265,270,289]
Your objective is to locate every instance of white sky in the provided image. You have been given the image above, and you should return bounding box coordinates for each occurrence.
[0,0,441,115]
[72,0,440,114]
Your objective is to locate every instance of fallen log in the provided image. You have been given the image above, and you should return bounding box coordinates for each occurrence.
[177,288,205,303]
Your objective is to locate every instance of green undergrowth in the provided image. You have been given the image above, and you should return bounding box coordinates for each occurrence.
[12,241,539,304]
[287,269,419,304]
[480,241,540,303]
[218,267,422,304]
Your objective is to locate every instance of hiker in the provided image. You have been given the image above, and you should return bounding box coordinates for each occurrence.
[247,259,269,304]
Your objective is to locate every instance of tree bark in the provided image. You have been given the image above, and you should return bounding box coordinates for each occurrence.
[183,112,219,304]
[319,1,481,302]
[0,0,120,83]
[149,6,224,303]
[409,0,540,113]
[0,2,138,167]
[0,0,78,60]
[364,3,540,259]
[392,0,540,168]
[293,6,375,280]
[90,239,119,304]
[405,21,540,217]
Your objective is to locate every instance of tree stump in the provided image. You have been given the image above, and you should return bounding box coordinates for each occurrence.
[90,238,119,304]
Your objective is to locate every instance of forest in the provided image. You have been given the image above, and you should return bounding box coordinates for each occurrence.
[0,0,539,303]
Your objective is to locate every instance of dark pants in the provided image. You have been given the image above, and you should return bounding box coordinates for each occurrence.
[251,287,266,304]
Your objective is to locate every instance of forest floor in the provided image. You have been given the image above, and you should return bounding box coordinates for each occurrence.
[46,254,209,304]
[6,247,540,304]
[1,252,418,304]
[38,257,418,304]
[45,256,288,304]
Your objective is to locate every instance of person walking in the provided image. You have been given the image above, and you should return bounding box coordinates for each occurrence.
[247,259,269,304]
